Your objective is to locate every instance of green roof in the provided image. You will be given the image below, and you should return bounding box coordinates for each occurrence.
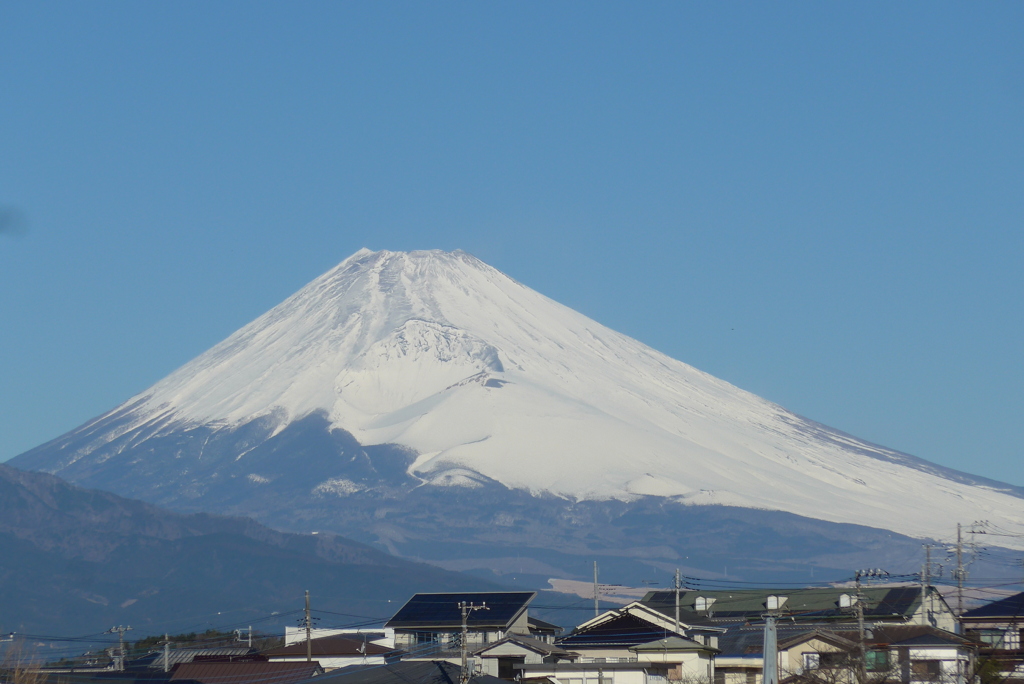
[641,586,931,622]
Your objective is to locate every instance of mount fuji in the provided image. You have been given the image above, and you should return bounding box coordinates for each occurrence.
[13,249,1024,583]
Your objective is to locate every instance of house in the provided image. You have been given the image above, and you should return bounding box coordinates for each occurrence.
[285,627,395,649]
[474,634,578,679]
[528,617,564,643]
[960,591,1024,681]
[299,660,506,684]
[127,648,262,671]
[715,625,858,684]
[514,602,721,684]
[265,635,403,670]
[715,623,976,684]
[384,592,537,661]
[641,588,956,633]
[169,661,323,684]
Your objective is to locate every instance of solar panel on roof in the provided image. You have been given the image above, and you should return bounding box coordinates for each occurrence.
[385,592,536,629]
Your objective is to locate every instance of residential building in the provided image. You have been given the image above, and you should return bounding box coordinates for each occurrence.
[641,588,956,633]
[715,623,976,684]
[513,602,721,684]
[265,635,403,670]
[960,591,1024,681]
[474,634,578,679]
[168,661,323,684]
[384,592,537,661]
[301,660,506,684]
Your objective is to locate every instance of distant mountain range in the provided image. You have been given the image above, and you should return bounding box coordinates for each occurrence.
[11,249,1024,586]
[0,463,499,636]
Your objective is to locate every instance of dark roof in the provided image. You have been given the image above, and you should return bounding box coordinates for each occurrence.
[962,592,1024,620]
[558,612,679,649]
[265,636,397,658]
[385,592,536,630]
[866,625,975,648]
[306,660,505,684]
[717,624,861,657]
[527,617,562,634]
[643,587,927,623]
[631,637,716,653]
[475,635,574,658]
[129,649,261,671]
[170,661,322,684]
[36,672,173,684]
[714,623,973,658]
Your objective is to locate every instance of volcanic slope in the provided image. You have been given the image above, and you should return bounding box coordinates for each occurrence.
[13,249,1024,556]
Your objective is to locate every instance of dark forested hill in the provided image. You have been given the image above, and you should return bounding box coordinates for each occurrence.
[0,463,498,636]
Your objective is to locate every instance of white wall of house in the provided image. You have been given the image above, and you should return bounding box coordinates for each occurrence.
[476,642,551,677]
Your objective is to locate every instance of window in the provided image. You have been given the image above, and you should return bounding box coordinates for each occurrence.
[803,654,820,671]
[818,653,849,669]
[967,629,1006,647]
[866,650,891,672]
[911,660,942,680]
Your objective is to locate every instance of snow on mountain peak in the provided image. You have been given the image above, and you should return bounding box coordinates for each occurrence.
[112,249,1024,544]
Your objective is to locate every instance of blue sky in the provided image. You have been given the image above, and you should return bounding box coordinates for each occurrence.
[2,3,1022,485]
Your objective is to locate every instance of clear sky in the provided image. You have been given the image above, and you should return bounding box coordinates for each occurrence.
[1,3,1022,486]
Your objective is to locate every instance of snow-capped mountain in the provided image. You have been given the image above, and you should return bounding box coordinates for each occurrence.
[14,249,1024,574]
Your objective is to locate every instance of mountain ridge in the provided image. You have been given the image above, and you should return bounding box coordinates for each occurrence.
[11,248,1024,569]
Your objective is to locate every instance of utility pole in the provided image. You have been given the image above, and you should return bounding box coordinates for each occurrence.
[920,545,933,626]
[305,590,312,662]
[108,626,132,671]
[855,571,866,684]
[593,561,600,617]
[674,569,681,635]
[852,569,889,684]
[762,595,781,684]
[459,601,489,684]
[953,523,968,622]
[163,633,170,673]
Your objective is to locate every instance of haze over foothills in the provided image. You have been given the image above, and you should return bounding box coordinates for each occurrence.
[1,2,1022,495]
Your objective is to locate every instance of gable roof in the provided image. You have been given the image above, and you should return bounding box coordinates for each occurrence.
[527,617,562,634]
[962,592,1024,620]
[642,587,935,623]
[128,648,260,670]
[475,635,575,658]
[630,636,718,654]
[170,662,322,684]
[717,624,862,657]
[304,660,505,684]
[865,625,975,648]
[559,612,681,649]
[386,592,536,630]
[265,636,398,658]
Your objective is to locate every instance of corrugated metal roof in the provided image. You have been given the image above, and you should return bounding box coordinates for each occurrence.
[130,649,258,670]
